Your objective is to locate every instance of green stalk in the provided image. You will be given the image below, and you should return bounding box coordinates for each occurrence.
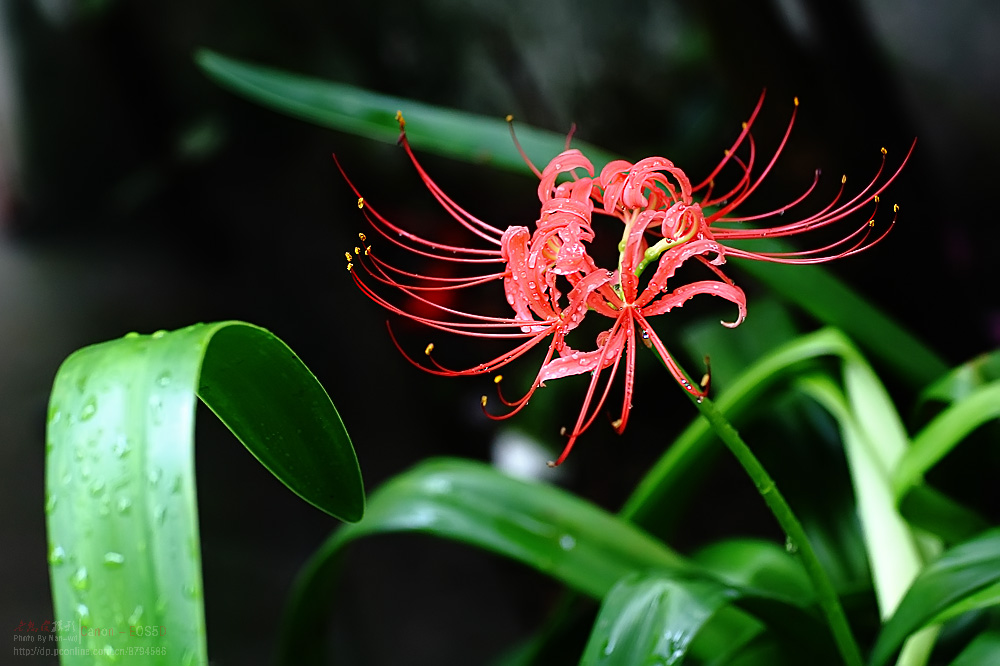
[689,394,864,666]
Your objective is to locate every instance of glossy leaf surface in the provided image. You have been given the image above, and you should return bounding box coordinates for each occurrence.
[46,322,363,664]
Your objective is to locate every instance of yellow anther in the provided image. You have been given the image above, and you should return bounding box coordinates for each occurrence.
[893,204,900,213]
[793,96,800,107]
[868,220,875,227]
[559,426,567,436]
[481,395,488,407]
[841,175,847,185]
[357,197,365,209]
[611,418,623,429]
[881,147,887,155]
[493,375,503,384]
[359,232,367,242]
[354,246,361,254]
[346,262,353,271]
[741,122,748,130]
[874,195,880,203]
[723,149,730,157]
[701,373,711,388]
[505,114,514,123]
[425,343,434,356]
[364,245,371,256]
[345,251,353,262]
[395,110,406,129]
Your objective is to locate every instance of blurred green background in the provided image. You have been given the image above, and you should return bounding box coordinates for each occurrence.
[1,0,997,664]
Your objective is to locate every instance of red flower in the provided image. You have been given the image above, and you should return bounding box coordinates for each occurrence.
[342,99,912,465]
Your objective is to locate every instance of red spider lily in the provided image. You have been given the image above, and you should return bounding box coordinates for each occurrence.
[342,99,913,466]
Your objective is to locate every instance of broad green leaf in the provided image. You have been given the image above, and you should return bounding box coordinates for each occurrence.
[280,458,688,663]
[45,322,363,665]
[691,539,814,609]
[869,528,1000,666]
[195,49,617,175]
[579,573,737,666]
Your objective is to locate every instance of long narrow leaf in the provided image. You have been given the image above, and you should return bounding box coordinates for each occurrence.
[196,49,617,174]
[894,381,1000,503]
[46,322,363,665]
[869,528,1000,666]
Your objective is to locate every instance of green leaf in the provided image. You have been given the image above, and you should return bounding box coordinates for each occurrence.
[918,349,1000,408]
[869,528,1000,666]
[691,539,814,609]
[45,322,363,665]
[726,242,949,389]
[195,49,618,175]
[949,627,1000,666]
[796,372,927,619]
[280,458,689,663]
[894,381,1000,504]
[579,572,737,666]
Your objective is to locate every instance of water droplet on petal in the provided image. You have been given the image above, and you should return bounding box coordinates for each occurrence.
[156,371,172,387]
[151,330,167,339]
[559,534,576,550]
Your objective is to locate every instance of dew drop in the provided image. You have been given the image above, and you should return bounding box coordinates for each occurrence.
[124,332,139,339]
[155,371,172,387]
[149,396,164,425]
[70,566,90,591]
[49,545,66,566]
[76,603,91,624]
[79,396,97,421]
[154,505,167,525]
[127,605,144,626]
[112,436,131,459]
[116,496,133,514]
[558,534,576,550]
[103,552,126,568]
[147,467,162,486]
[45,493,58,514]
[151,330,167,339]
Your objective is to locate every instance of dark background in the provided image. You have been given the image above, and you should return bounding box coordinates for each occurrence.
[2,0,997,664]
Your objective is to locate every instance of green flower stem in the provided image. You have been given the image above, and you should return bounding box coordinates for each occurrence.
[689,393,864,666]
